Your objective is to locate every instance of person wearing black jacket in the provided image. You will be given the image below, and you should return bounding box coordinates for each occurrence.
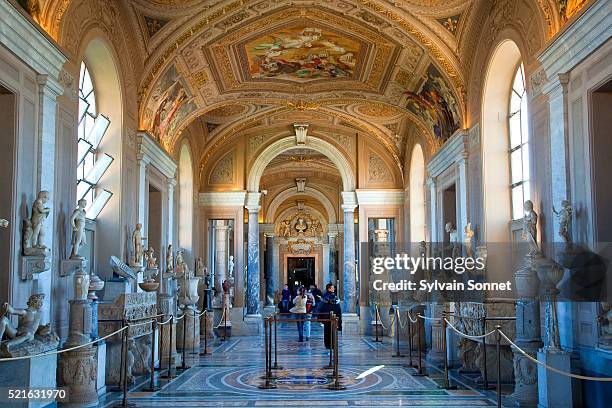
[318,283,342,349]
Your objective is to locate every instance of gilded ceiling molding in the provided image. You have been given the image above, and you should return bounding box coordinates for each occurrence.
[359,0,465,94]
[137,0,465,108]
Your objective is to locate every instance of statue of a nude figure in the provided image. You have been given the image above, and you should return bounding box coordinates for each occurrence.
[0,293,50,350]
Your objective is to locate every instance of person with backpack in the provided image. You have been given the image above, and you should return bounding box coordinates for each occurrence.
[289,286,308,342]
[318,283,342,350]
[304,287,316,341]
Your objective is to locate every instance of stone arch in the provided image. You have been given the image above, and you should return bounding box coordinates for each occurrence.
[178,141,194,256]
[247,136,356,192]
[265,187,337,224]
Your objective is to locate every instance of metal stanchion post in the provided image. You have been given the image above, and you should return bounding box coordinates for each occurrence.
[272,314,283,370]
[113,321,134,407]
[200,310,208,356]
[413,317,426,376]
[325,312,335,369]
[407,312,414,366]
[373,305,381,342]
[438,313,457,390]
[143,319,161,392]
[329,314,346,390]
[495,325,502,408]
[259,317,276,389]
[178,311,190,371]
[393,308,404,357]
[480,316,494,389]
[224,309,228,340]
[190,309,198,355]
[161,317,175,379]
[155,314,163,372]
[267,314,276,380]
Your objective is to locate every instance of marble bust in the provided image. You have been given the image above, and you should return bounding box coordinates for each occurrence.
[69,199,87,260]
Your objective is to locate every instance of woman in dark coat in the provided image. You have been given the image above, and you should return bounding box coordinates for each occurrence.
[318,283,342,349]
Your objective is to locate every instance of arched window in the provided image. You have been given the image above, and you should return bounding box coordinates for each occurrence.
[178,143,194,256]
[77,61,113,219]
[409,143,426,243]
[508,63,530,220]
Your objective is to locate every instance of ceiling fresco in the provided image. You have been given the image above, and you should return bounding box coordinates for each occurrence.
[244,24,363,81]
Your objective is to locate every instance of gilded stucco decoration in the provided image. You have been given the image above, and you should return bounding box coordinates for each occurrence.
[209,150,235,185]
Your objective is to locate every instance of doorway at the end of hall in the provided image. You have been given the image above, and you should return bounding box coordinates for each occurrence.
[287,257,315,294]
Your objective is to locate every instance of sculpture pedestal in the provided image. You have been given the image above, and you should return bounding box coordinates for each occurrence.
[342,313,360,335]
[60,258,88,277]
[58,346,98,407]
[537,349,573,408]
[20,254,51,280]
[0,350,58,408]
[102,279,131,301]
[177,309,200,351]
[95,342,106,396]
[159,320,181,367]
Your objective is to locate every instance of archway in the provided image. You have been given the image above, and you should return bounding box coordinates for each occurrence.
[481,40,522,242]
[265,186,337,224]
[409,143,426,243]
[247,136,356,192]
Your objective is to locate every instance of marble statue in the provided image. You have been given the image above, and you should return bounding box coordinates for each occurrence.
[0,294,52,350]
[31,190,50,249]
[196,257,206,277]
[295,217,308,234]
[464,222,475,258]
[311,219,322,237]
[521,200,540,256]
[228,255,234,280]
[176,249,185,268]
[166,244,174,271]
[69,199,87,260]
[445,222,459,258]
[131,223,145,266]
[553,200,573,243]
[145,247,158,269]
[281,219,291,238]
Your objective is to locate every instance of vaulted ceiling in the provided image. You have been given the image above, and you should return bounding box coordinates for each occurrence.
[25,0,577,170]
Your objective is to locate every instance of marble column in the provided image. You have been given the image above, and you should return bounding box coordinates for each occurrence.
[213,220,229,307]
[34,75,62,323]
[427,176,437,242]
[328,232,338,285]
[246,193,262,316]
[136,158,148,227]
[322,243,331,287]
[264,234,277,306]
[341,192,357,313]
[166,178,176,248]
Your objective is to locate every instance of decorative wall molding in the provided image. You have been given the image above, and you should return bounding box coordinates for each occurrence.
[367,152,393,182]
[198,191,246,207]
[209,150,234,185]
[136,131,177,179]
[356,189,404,205]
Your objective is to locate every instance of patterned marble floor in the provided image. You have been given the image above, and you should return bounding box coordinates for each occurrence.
[100,323,501,407]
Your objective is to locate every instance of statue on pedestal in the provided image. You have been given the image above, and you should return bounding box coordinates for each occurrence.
[196,257,206,277]
[0,294,53,351]
[228,255,235,281]
[69,199,87,260]
[145,247,158,269]
[131,223,145,266]
[166,244,174,271]
[31,190,50,249]
[553,200,573,243]
[522,200,540,256]
[464,222,475,258]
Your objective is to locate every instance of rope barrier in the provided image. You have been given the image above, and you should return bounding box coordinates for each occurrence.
[406,310,418,324]
[214,308,228,329]
[418,314,440,321]
[198,309,208,318]
[499,331,612,382]
[375,306,388,330]
[0,325,127,362]
[158,316,174,326]
[444,318,497,341]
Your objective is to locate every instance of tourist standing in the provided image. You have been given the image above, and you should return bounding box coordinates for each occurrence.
[304,287,316,341]
[290,286,307,342]
[319,283,342,350]
[280,284,291,313]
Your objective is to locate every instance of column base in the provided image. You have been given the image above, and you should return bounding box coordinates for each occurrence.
[537,349,572,408]
[341,313,360,335]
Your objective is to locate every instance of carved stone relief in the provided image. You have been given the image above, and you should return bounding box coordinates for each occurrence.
[209,151,234,184]
[368,153,392,182]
